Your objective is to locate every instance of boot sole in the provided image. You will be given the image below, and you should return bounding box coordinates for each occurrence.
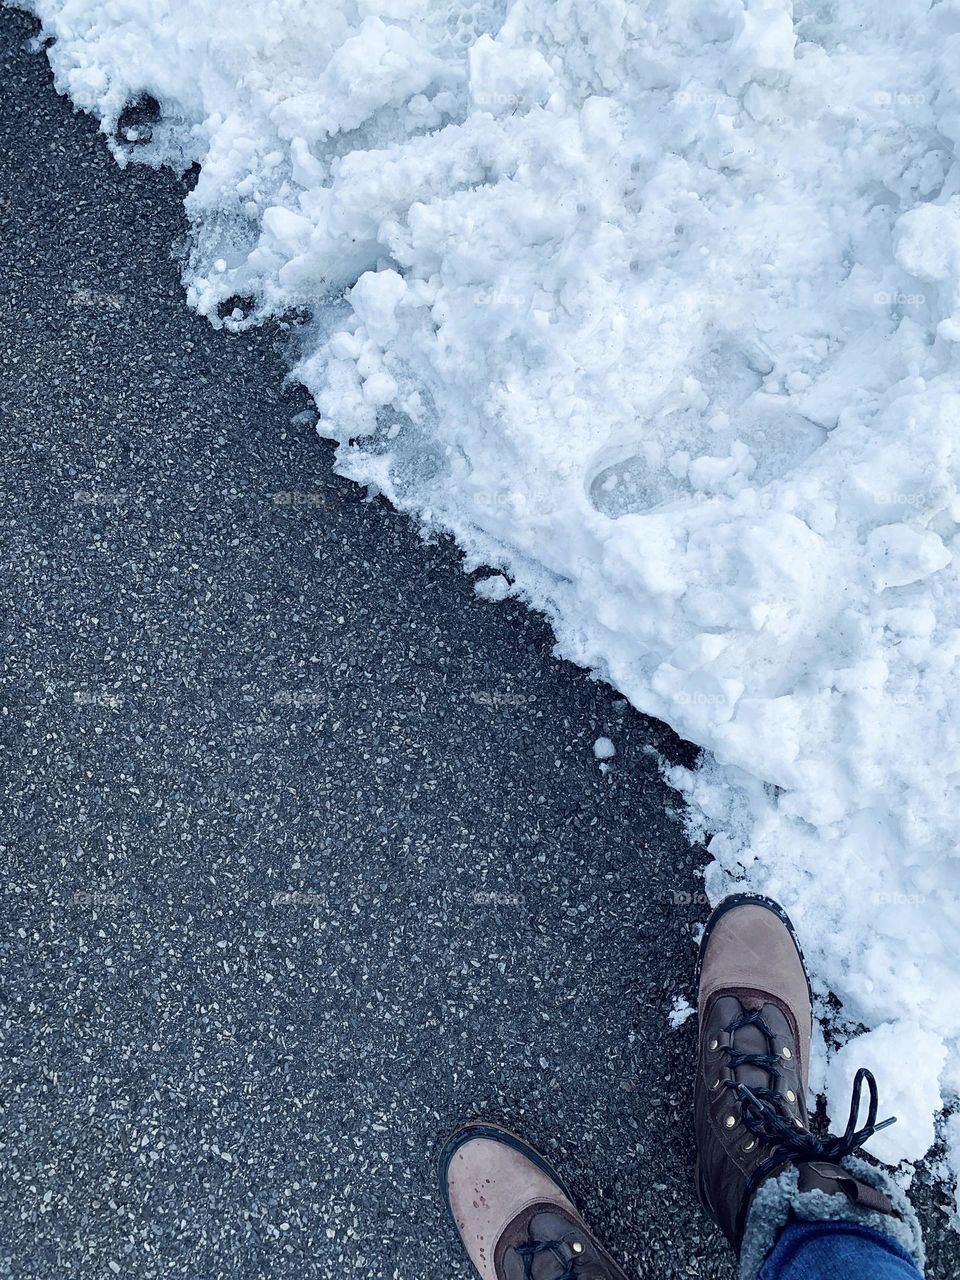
[694,891,813,1013]
[436,1119,578,1224]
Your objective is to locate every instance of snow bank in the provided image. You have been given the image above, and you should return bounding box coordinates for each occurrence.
[20,0,960,1187]
[826,1021,946,1169]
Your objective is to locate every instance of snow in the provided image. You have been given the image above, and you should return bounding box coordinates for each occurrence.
[825,1022,947,1169]
[22,0,960,1196]
[668,995,695,1030]
[946,1112,960,1226]
[474,572,511,601]
[593,736,616,761]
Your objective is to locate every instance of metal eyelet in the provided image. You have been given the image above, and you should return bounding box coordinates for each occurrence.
[711,1078,723,1090]
[743,1138,756,1152]
[794,1118,804,1130]
[708,1038,719,1051]
[786,1089,796,1103]
[724,1114,737,1129]
[572,1243,584,1255]
[781,1046,792,1059]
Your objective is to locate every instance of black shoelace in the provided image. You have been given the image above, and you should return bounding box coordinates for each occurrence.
[720,1009,896,1167]
[516,1238,582,1280]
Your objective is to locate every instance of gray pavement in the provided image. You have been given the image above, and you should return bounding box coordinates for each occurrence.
[0,8,953,1279]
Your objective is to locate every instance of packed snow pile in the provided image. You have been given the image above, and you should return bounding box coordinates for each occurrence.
[20,0,960,1199]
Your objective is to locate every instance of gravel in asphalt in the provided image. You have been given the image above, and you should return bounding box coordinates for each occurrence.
[0,9,954,1280]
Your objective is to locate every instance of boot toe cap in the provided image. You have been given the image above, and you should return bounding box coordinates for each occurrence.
[441,1127,576,1280]
[699,901,810,1020]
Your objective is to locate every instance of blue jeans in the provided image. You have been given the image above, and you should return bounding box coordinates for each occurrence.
[760,1220,923,1280]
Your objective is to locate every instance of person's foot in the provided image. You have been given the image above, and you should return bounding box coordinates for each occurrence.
[439,1121,630,1280]
[694,893,901,1254]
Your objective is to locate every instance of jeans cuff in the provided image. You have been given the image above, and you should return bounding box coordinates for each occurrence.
[738,1157,925,1280]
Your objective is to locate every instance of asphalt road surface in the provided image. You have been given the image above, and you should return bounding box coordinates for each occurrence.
[0,9,952,1280]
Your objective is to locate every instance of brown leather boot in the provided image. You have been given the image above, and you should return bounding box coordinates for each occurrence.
[694,894,924,1276]
[439,1121,631,1280]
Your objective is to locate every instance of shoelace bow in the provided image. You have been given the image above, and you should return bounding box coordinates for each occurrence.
[720,1009,896,1165]
[516,1237,582,1280]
